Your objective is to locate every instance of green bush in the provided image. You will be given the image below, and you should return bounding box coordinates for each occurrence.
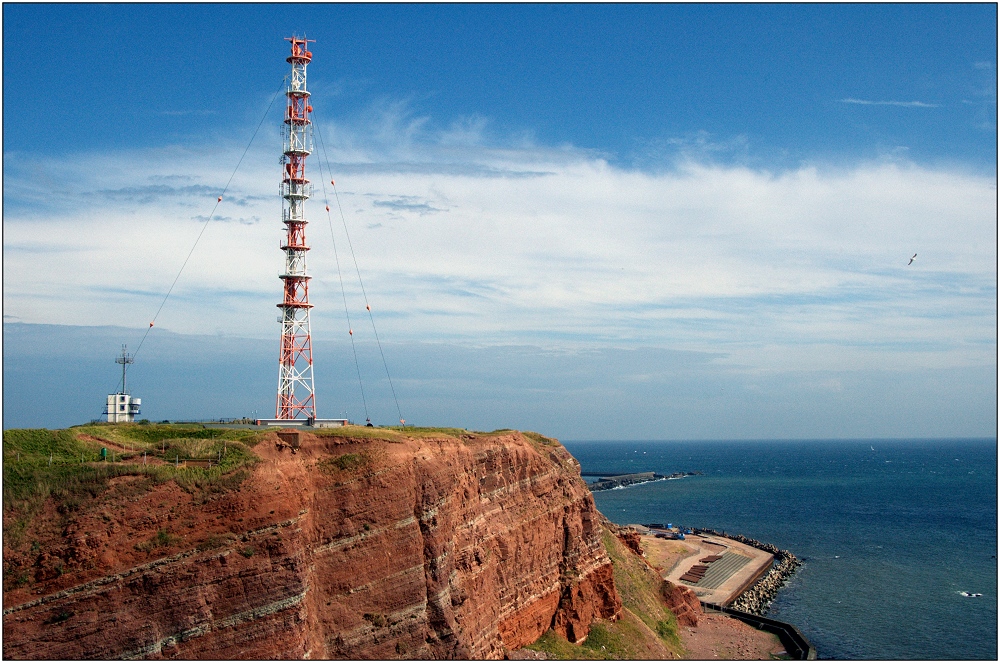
[523,431,559,446]
[525,630,604,660]
[362,613,387,628]
[196,534,228,552]
[325,452,367,472]
[136,528,179,552]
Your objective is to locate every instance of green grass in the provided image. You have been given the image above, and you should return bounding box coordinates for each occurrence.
[310,424,537,446]
[71,422,265,448]
[526,630,605,660]
[135,528,181,553]
[3,426,260,548]
[321,452,368,472]
[524,619,652,660]
[523,431,560,446]
[317,447,387,481]
[601,529,684,656]
[523,527,686,659]
[389,426,472,438]
[580,622,625,658]
[310,426,404,442]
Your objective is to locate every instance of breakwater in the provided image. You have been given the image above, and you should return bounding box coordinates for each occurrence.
[588,471,665,491]
[586,470,700,492]
[694,528,800,616]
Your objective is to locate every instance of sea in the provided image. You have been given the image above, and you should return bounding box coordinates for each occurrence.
[561,439,998,661]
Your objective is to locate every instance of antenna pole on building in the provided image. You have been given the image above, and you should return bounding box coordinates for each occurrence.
[275,35,318,420]
[106,345,141,423]
[116,345,134,394]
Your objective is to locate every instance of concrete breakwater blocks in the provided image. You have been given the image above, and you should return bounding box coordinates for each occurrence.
[643,532,774,607]
[695,528,801,616]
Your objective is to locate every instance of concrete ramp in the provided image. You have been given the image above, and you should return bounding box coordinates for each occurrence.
[688,552,752,589]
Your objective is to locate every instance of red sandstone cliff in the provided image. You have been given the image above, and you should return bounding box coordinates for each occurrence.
[3,430,621,659]
[661,581,702,627]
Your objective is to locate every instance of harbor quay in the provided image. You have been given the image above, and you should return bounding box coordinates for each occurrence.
[636,528,776,607]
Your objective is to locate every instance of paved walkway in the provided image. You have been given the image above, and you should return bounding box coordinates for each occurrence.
[640,533,773,605]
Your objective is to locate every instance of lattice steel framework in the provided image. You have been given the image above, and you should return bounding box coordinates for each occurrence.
[275,36,317,419]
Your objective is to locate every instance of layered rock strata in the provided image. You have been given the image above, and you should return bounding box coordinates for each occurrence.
[660,581,702,627]
[3,431,621,659]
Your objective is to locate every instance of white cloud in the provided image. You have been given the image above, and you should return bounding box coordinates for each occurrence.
[839,98,940,108]
[3,124,995,382]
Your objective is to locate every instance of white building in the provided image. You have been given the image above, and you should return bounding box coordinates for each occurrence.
[105,345,141,423]
[106,393,141,423]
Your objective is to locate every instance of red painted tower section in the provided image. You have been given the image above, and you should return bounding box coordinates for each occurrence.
[275,36,317,419]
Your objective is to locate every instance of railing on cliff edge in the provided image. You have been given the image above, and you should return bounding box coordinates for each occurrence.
[700,601,817,660]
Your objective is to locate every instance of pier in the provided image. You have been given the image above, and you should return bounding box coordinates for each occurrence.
[639,530,775,606]
[585,470,699,491]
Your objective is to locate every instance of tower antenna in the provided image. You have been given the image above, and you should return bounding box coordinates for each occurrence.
[275,36,318,420]
[105,345,141,423]
[116,344,134,394]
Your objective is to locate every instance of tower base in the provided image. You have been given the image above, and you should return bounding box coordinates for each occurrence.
[255,418,347,428]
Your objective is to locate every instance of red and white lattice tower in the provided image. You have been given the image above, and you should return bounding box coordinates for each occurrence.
[275,36,317,419]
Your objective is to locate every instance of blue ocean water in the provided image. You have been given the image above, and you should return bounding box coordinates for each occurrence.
[562,439,998,660]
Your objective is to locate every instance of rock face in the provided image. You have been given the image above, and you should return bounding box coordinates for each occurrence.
[617,530,644,557]
[661,580,702,627]
[3,431,621,659]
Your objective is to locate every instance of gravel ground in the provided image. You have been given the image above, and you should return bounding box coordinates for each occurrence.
[680,612,787,660]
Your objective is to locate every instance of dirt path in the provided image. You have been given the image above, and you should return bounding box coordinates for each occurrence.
[638,533,787,659]
[680,612,787,660]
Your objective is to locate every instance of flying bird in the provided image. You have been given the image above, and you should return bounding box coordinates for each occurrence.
[908,253,917,265]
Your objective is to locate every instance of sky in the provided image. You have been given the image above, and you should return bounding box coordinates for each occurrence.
[2,3,997,438]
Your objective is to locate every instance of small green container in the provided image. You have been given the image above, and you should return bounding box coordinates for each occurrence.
[100,447,107,460]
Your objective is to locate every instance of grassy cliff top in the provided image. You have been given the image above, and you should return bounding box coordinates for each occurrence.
[2,423,559,545]
[3,424,266,549]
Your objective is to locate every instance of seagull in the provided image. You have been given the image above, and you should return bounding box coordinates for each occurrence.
[908,253,917,265]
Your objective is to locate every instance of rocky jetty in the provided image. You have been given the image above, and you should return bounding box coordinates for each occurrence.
[3,429,621,659]
[589,470,702,492]
[694,528,800,616]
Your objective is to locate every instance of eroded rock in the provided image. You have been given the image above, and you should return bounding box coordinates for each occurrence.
[3,431,620,659]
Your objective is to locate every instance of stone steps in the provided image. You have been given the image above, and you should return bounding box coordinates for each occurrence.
[681,551,752,589]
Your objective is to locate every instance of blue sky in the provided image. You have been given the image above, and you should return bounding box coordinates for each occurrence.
[4,4,996,167]
[3,4,997,437]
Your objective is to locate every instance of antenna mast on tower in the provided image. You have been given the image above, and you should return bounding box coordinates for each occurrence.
[275,36,317,420]
[105,345,141,423]
[116,344,134,394]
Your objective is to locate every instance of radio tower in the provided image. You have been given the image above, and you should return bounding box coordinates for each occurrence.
[275,36,317,420]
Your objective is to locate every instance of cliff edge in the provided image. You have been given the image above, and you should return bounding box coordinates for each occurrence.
[3,426,620,659]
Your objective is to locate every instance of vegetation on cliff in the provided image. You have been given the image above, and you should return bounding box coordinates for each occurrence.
[3,424,260,556]
[4,423,689,659]
[525,526,685,659]
[4,424,625,659]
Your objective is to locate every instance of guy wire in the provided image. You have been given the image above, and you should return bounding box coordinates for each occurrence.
[312,113,405,426]
[112,77,287,395]
[311,120,370,423]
